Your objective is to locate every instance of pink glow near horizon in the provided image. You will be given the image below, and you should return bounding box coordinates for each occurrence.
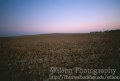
[1,0,120,36]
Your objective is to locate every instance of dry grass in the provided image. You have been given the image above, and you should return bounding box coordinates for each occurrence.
[0,33,120,81]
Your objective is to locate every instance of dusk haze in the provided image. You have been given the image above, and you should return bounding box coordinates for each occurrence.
[1,0,120,81]
[0,0,120,36]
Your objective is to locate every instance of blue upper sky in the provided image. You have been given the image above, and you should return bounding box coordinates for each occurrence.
[0,0,120,36]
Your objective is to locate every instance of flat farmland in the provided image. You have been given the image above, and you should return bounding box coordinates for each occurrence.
[0,33,120,81]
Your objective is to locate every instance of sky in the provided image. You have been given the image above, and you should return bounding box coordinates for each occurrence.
[0,0,120,36]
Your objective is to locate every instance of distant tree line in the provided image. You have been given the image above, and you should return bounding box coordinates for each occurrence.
[90,29,120,33]
[104,29,120,33]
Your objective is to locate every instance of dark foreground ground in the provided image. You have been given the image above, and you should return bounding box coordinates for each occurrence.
[0,32,120,81]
